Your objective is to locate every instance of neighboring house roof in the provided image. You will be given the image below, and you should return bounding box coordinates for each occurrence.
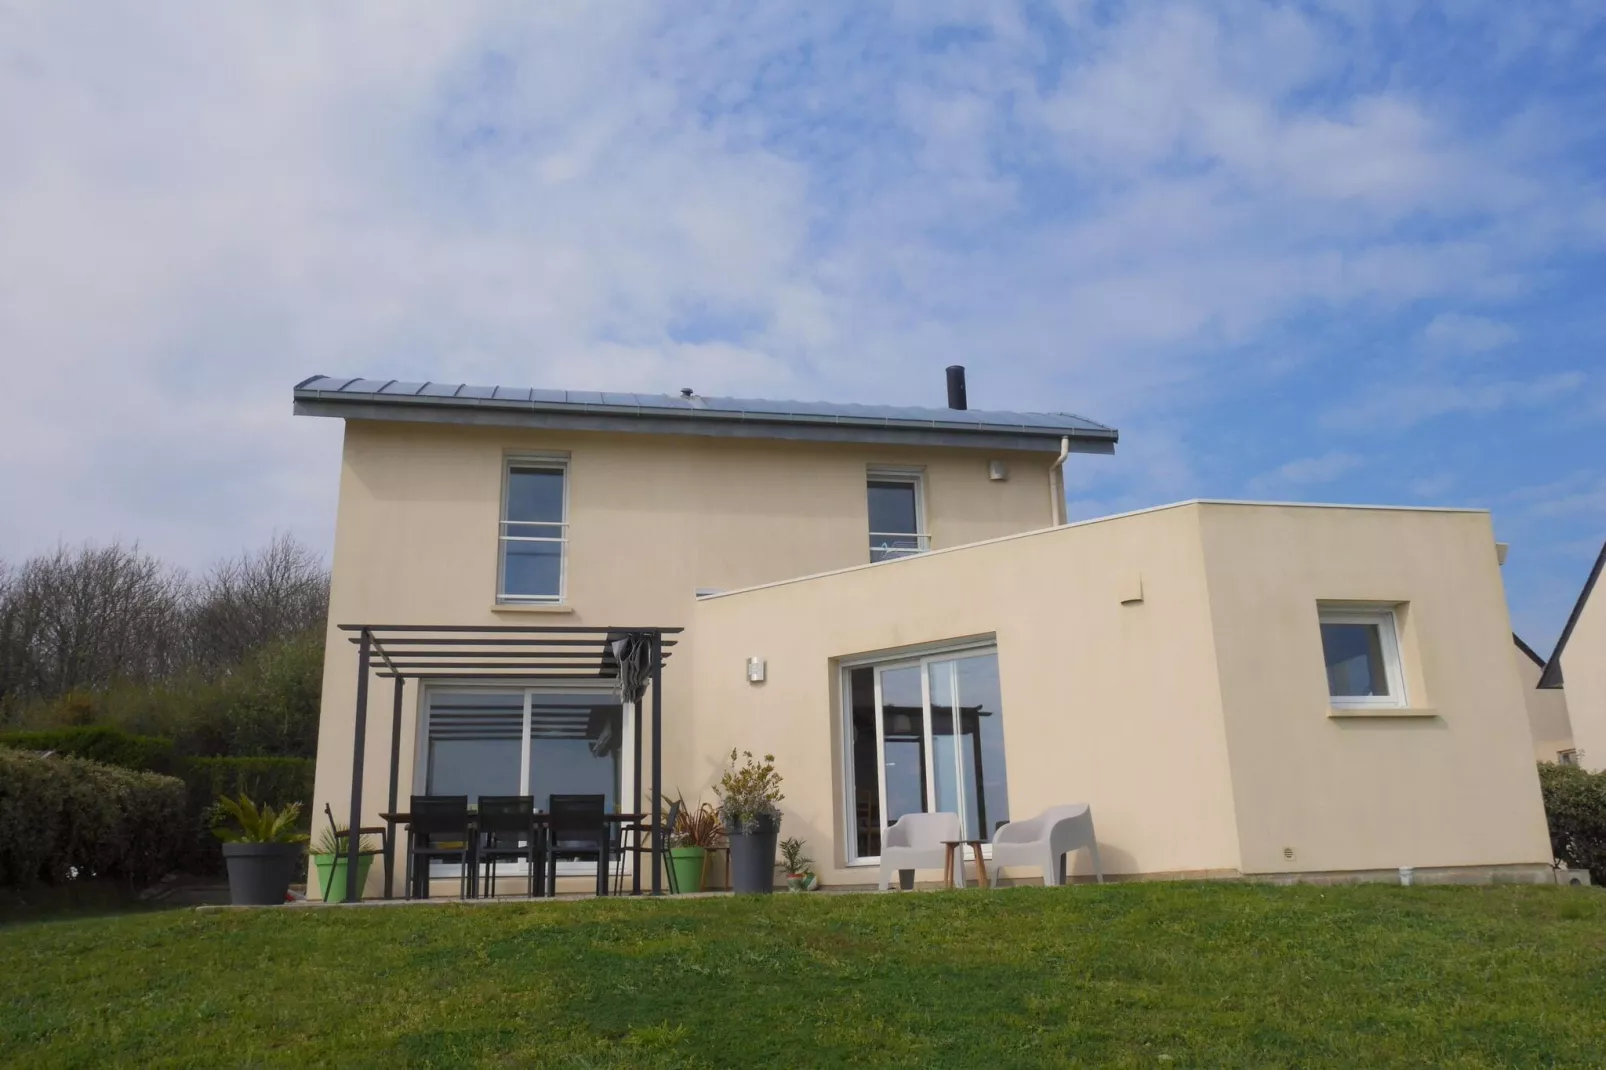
[292,375,1118,455]
[1514,633,1547,670]
[1538,539,1606,689]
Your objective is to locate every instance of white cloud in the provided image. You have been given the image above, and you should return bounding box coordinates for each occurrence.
[1420,313,1518,355]
[1246,452,1365,495]
[1323,371,1587,430]
[0,0,1601,582]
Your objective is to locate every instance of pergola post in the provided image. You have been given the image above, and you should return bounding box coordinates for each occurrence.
[650,632,663,896]
[346,629,371,904]
[384,676,404,900]
[632,696,643,895]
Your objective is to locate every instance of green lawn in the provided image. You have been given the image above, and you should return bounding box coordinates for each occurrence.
[2,883,1604,1068]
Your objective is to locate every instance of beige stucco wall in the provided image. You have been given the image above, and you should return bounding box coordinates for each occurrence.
[1515,645,1573,764]
[1193,505,1552,876]
[1560,582,1606,771]
[689,504,1245,885]
[310,419,1060,896]
[689,502,1553,885]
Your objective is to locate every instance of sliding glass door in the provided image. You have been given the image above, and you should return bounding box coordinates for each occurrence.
[846,648,1009,862]
[423,687,623,809]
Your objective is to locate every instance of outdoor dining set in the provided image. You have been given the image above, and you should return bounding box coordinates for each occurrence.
[380,794,658,900]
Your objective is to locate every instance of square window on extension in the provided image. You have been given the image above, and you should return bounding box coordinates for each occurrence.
[1318,605,1407,709]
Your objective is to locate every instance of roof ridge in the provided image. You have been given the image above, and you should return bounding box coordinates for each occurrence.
[1538,538,1606,689]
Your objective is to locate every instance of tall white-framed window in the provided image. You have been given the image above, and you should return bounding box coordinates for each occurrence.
[867,466,929,563]
[499,456,568,604]
[839,641,1010,864]
[1318,604,1407,709]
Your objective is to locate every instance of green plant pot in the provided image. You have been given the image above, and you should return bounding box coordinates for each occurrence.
[668,846,707,894]
[311,852,375,904]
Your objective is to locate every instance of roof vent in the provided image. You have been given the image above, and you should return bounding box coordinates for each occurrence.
[680,387,694,398]
[945,365,967,410]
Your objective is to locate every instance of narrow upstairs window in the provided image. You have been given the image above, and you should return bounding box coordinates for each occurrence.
[499,460,567,603]
[867,469,928,563]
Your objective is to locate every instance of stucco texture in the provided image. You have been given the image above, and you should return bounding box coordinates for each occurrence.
[690,503,1552,884]
[1559,580,1606,772]
[310,420,1057,897]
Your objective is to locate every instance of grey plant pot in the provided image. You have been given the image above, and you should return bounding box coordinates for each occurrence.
[726,815,780,894]
[222,842,301,906]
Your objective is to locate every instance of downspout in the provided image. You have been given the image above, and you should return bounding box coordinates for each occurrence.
[1049,436,1070,526]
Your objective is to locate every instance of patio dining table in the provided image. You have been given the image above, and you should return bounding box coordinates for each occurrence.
[378,811,648,900]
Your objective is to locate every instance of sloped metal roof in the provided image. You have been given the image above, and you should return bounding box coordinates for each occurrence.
[293,375,1118,455]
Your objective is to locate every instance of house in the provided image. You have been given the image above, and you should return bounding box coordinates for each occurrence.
[1515,540,1606,771]
[295,370,1554,896]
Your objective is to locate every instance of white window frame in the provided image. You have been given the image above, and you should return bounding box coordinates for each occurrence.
[1318,605,1408,710]
[497,454,569,605]
[866,466,930,562]
[837,637,1001,867]
[413,679,630,880]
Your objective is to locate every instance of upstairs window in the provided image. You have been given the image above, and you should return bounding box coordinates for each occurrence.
[1318,605,1406,709]
[867,468,928,563]
[499,459,567,603]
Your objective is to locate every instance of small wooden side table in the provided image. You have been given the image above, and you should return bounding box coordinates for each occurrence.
[941,840,988,889]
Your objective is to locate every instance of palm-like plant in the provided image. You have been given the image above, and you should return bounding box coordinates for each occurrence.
[212,793,308,844]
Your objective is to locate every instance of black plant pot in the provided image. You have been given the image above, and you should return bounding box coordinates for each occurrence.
[727,815,780,894]
[222,843,301,906]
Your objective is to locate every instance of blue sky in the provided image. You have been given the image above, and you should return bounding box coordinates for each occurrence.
[0,1,1602,651]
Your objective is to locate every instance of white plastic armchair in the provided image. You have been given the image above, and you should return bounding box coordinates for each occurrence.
[877,812,961,891]
[991,804,1103,886]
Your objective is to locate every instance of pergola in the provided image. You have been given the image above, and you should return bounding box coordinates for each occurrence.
[337,623,682,902]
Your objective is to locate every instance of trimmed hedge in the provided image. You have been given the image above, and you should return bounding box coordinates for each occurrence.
[1538,762,1606,885]
[0,749,187,888]
[0,728,314,876]
[0,725,178,775]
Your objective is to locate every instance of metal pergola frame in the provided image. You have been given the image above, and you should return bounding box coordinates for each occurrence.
[337,623,682,903]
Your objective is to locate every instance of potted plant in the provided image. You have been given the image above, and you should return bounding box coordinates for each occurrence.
[665,794,724,894]
[310,824,382,904]
[778,836,814,892]
[213,793,307,906]
[715,749,784,894]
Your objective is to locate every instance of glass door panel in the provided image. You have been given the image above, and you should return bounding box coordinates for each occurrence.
[926,661,962,819]
[424,691,524,802]
[876,664,927,825]
[955,653,1008,841]
[847,667,882,858]
[526,694,622,812]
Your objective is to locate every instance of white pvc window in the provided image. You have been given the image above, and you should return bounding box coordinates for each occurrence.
[867,468,929,563]
[499,459,568,603]
[1318,606,1407,709]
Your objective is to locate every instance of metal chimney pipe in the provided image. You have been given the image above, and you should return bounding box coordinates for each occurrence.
[945,365,968,410]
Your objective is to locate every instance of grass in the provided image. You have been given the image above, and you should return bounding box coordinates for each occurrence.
[2,883,1604,1068]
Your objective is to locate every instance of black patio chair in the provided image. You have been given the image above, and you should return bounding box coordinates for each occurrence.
[547,793,608,897]
[405,794,473,900]
[614,797,681,894]
[477,795,544,899]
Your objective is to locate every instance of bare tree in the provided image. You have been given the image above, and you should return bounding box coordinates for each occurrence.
[0,534,329,720]
[187,533,331,673]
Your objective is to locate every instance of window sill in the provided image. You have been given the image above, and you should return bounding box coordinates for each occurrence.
[491,603,575,615]
[1327,707,1438,719]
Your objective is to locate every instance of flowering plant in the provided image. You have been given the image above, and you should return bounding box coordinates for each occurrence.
[715,749,784,834]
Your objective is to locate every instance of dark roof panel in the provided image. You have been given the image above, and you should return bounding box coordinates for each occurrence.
[292,374,1117,451]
